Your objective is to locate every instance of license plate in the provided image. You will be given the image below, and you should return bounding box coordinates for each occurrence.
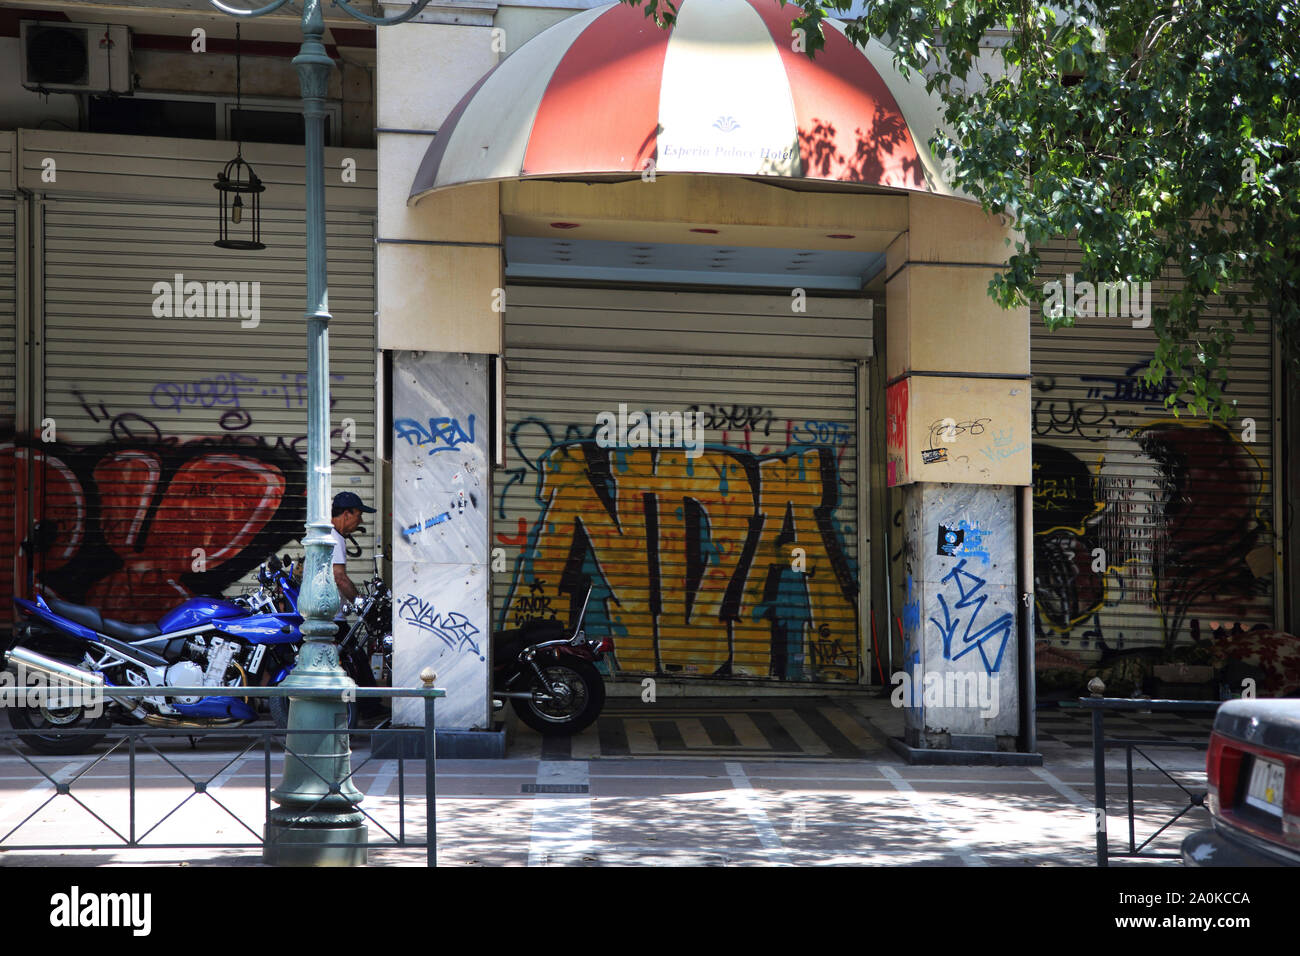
[1243,756,1285,816]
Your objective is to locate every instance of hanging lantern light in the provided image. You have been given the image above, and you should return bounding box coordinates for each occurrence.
[215,154,265,249]
[214,24,266,250]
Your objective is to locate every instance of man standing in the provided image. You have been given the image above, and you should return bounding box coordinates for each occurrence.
[331,491,375,610]
[331,491,383,719]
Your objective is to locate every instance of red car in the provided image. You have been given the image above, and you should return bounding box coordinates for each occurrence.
[1183,699,1300,866]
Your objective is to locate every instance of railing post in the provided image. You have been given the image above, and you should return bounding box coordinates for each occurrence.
[421,667,437,867]
[129,731,136,847]
[1088,678,1108,867]
[1126,744,1136,853]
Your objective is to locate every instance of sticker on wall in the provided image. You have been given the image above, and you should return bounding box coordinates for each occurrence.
[937,525,964,557]
[921,447,948,464]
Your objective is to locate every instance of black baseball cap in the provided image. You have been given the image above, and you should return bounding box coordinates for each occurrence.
[332,491,376,514]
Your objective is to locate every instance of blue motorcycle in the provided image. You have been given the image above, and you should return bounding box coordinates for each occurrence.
[4,556,307,754]
[247,555,393,730]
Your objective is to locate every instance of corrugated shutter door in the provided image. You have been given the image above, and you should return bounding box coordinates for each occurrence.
[0,198,17,614]
[0,198,15,429]
[37,198,376,624]
[498,288,864,683]
[1031,238,1276,658]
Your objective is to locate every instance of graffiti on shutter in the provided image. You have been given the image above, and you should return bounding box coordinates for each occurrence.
[2,389,373,624]
[1029,325,1282,692]
[496,416,859,682]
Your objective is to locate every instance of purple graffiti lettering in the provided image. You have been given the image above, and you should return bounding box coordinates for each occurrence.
[394,415,477,455]
[398,594,482,656]
[791,420,850,445]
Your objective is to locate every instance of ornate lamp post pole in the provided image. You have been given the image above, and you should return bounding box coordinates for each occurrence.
[209,0,430,866]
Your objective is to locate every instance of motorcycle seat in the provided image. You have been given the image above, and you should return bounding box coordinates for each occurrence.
[492,619,567,667]
[101,617,164,641]
[46,595,162,640]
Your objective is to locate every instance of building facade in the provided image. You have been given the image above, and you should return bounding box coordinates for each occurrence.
[1,0,1294,752]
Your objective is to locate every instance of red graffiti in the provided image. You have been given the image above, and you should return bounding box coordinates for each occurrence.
[886,379,909,483]
[495,517,528,547]
[1034,423,1270,649]
[3,436,302,625]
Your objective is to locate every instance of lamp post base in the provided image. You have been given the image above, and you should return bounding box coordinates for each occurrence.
[263,819,369,867]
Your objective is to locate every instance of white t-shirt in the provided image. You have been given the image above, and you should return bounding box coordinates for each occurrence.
[331,528,348,621]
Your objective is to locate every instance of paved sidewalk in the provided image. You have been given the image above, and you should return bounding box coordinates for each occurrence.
[0,697,1211,867]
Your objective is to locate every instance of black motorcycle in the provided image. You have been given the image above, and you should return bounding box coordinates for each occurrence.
[243,554,392,729]
[491,585,612,736]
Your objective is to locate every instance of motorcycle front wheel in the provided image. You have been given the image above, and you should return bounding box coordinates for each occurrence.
[7,702,111,755]
[511,659,605,736]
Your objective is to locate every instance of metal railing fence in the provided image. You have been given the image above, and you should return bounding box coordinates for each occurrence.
[1080,696,1219,866]
[0,683,444,866]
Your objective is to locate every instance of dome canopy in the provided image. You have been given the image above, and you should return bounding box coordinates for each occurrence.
[409,0,968,202]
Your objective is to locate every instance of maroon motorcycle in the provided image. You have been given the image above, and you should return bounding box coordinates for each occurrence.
[491,585,612,735]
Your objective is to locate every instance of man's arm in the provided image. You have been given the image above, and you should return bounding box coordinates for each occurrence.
[333,563,360,604]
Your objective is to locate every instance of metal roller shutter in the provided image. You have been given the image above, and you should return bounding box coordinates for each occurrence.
[34,197,376,625]
[0,198,15,429]
[497,287,865,684]
[1031,238,1277,661]
[0,197,20,617]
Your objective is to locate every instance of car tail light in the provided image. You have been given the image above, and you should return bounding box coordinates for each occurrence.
[1284,762,1300,847]
[1205,732,1245,817]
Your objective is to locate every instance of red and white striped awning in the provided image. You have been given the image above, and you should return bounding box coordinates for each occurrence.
[409,0,967,203]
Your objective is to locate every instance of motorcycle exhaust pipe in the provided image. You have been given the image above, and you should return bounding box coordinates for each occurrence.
[141,715,241,729]
[3,645,105,690]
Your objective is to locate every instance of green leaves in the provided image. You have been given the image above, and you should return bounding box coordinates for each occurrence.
[782,0,1300,418]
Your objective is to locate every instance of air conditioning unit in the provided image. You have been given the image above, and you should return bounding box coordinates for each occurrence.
[20,21,132,94]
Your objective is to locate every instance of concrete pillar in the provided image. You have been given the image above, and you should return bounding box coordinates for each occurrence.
[885,195,1032,752]
[376,21,500,735]
[390,350,490,730]
[898,483,1019,748]
[376,20,502,356]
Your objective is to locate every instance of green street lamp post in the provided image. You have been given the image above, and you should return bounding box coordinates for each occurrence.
[208,0,431,866]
